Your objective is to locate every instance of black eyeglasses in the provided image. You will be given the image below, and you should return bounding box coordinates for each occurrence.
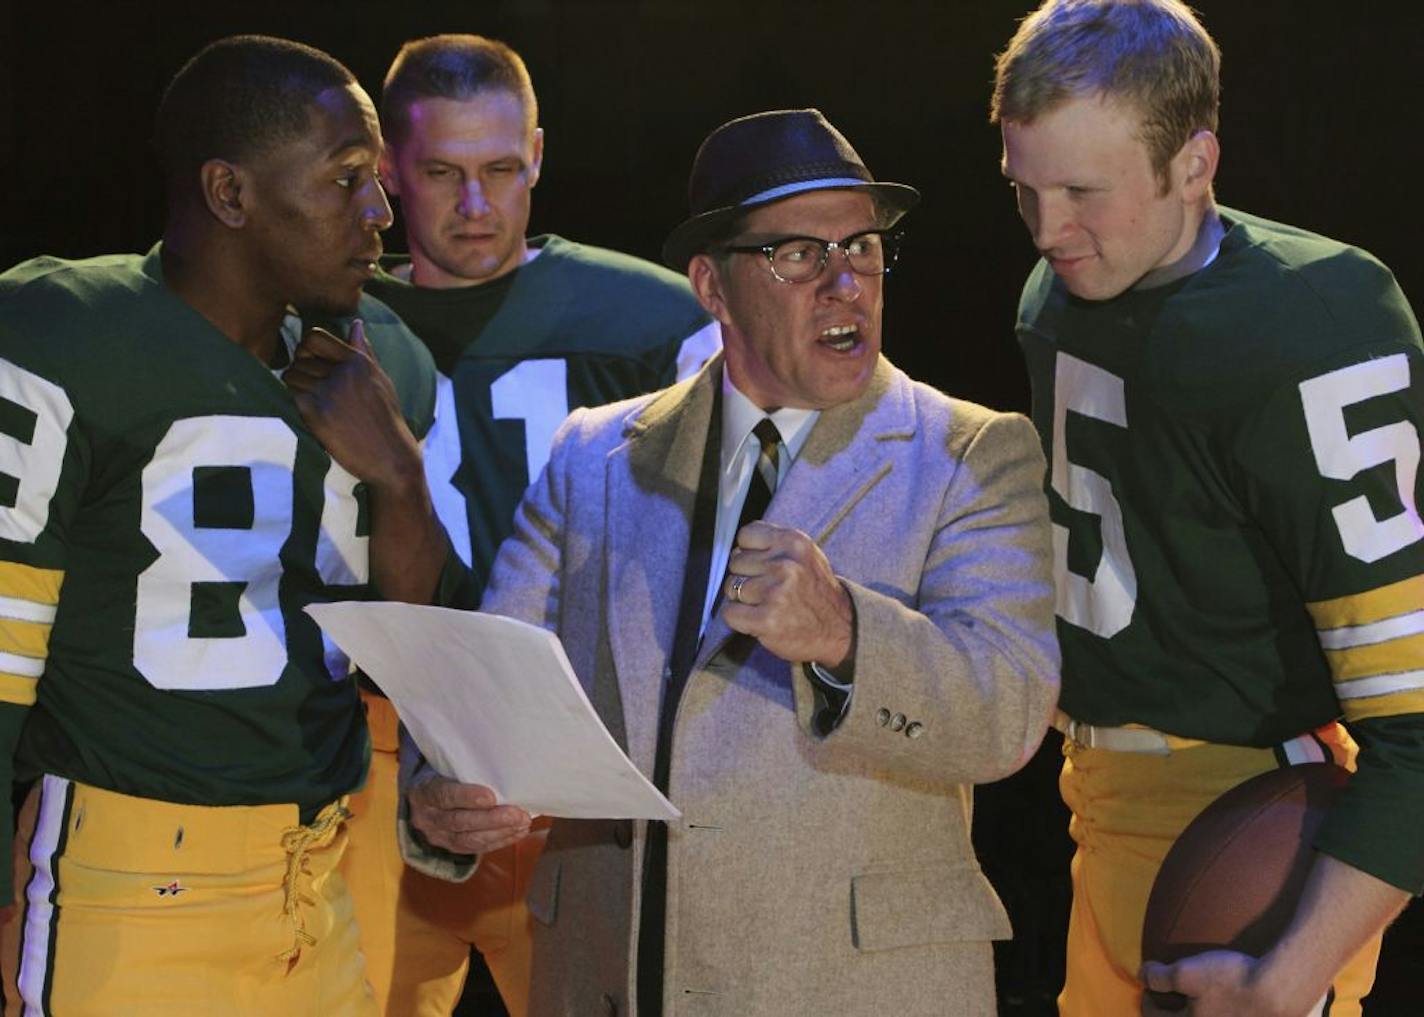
[719,229,903,284]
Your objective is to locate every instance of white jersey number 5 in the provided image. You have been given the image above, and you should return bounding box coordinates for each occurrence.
[1300,354,1424,563]
[1052,352,1138,637]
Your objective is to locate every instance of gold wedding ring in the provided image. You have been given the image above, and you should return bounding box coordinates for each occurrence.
[730,574,748,604]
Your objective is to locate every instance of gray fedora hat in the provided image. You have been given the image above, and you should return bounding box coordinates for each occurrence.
[662,108,920,270]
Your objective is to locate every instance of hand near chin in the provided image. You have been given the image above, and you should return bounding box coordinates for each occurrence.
[282,319,423,491]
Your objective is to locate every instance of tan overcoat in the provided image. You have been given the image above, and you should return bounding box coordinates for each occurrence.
[406,353,1059,1016]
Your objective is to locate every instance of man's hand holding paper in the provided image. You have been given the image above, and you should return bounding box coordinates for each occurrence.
[406,773,531,856]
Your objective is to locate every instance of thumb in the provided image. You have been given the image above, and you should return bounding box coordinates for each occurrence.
[1140,960,1190,1015]
[1141,960,1177,993]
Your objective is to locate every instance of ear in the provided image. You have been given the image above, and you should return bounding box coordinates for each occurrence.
[1176,129,1220,202]
[199,159,247,229]
[688,254,731,324]
[528,126,545,189]
[378,145,401,198]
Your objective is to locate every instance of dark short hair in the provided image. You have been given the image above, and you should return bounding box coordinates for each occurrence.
[154,35,355,195]
[381,34,537,146]
[991,0,1219,183]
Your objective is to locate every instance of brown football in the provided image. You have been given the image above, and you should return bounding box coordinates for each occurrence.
[1141,762,1348,1002]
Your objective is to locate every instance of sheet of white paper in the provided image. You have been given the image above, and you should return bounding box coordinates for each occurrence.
[305,602,679,821]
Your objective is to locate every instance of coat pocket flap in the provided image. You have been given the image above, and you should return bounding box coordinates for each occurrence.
[525,855,562,927]
[851,863,1012,951]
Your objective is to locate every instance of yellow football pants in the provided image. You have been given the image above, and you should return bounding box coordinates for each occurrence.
[1058,725,1381,1016]
[341,690,546,1017]
[5,776,374,1016]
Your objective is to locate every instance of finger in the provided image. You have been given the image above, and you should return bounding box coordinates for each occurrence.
[720,599,773,640]
[435,804,531,835]
[281,359,335,390]
[448,824,533,856]
[723,569,757,601]
[726,545,777,577]
[347,317,372,355]
[421,815,531,855]
[295,326,353,361]
[731,520,782,553]
[425,778,500,811]
[1140,961,1174,993]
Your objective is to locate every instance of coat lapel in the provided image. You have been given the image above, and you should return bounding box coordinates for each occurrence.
[606,356,722,774]
[693,357,915,667]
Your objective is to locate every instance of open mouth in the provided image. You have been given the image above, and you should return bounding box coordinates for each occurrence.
[819,323,861,353]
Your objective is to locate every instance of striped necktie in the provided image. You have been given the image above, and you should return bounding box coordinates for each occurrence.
[736,417,782,533]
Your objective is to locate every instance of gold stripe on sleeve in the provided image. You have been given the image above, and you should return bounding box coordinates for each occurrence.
[0,672,38,707]
[0,617,52,659]
[0,561,64,607]
[1308,575,1424,630]
[1341,688,1424,723]
[1325,633,1424,683]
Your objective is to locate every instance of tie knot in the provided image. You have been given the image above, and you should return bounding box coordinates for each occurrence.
[752,417,782,453]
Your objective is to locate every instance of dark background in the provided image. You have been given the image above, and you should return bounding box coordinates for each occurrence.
[3,1,1420,1013]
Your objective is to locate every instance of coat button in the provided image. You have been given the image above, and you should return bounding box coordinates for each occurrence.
[876,707,891,727]
[601,992,618,1016]
[905,721,924,739]
[890,712,906,732]
[613,819,633,849]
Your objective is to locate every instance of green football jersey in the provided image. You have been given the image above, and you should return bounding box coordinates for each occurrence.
[1017,207,1424,890]
[0,248,436,884]
[367,235,717,586]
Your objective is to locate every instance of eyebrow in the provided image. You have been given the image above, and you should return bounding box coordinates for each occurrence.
[327,137,379,161]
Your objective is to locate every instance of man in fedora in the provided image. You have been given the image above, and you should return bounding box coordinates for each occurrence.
[401,108,1060,1016]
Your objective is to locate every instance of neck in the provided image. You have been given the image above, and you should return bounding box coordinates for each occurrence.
[161,227,287,364]
[1135,204,1224,291]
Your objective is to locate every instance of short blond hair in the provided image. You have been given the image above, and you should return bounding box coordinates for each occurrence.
[382,34,537,146]
[990,0,1219,182]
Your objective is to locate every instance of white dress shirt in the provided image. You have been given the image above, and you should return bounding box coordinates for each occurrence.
[698,374,817,634]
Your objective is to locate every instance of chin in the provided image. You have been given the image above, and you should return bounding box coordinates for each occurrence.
[301,288,364,318]
[1065,277,1129,302]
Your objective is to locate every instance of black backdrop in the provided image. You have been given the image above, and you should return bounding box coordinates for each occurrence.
[4,0,1421,415]
[3,1,1421,1012]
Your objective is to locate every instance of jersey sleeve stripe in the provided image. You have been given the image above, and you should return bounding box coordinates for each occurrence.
[1333,670,1424,701]
[1306,575,1424,629]
[1316,608,1424,649]
[1324,635,1424,682]
[0,649,44,679]
[0,565,62,686]
[0,617,51,658]
[0,594,56,624]
[0,561,64,607]
[1340,688,1424,723]
[0,672,38,706]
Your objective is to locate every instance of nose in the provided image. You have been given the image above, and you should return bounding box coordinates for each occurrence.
[1031,193,1074,252]
[820,251,863,301]
[362,176,394,232]
[457,180,491,218]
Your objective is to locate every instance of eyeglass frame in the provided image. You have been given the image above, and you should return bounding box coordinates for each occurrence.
[716,228,904,284]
